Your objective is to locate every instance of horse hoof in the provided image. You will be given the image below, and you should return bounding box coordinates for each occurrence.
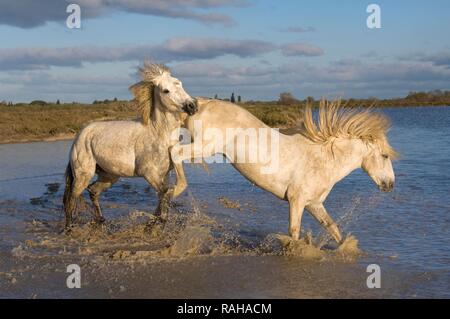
[95,217,106,224]
[62,226,73,235]
[145,216,166,232]
[144,221,158,233]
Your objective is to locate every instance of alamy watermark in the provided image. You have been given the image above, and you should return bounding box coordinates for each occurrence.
[171,121,280,175]
[367,4,381,29]
[66,4,81,29]
[366,264,381,289]
[66,264,81,289]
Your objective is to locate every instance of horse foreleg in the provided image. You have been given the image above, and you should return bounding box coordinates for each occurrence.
[287,196,305,240]
[155,188,171,219]
[306,203,343,244]
[143,185,171,232]
[87,171,119,224]
[144,171,172,225]
[64,195,76,230]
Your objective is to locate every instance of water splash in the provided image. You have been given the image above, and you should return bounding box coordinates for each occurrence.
[187,188,202,218]
[316,192,382,248]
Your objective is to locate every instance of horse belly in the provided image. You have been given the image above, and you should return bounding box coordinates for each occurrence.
[94,148,136,177]
[232,163,288,199]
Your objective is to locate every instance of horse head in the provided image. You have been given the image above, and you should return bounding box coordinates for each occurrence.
[361,139,396,192]
[130,62,197,125]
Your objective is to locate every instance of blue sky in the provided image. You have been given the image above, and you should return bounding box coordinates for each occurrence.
[0,0,449,102]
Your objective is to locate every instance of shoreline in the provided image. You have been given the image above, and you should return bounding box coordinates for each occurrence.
[0,129,296,145]
[0,133,75,145]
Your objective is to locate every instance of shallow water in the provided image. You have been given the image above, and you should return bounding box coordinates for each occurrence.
[0,106,449,298]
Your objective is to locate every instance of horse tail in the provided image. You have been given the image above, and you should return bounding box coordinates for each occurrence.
[63,161,74,228]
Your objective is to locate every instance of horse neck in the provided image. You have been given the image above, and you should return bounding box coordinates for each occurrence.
[151,103,182,135]
[325,138,367,183]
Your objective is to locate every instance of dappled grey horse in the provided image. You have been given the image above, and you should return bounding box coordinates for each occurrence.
[63,63,197,230]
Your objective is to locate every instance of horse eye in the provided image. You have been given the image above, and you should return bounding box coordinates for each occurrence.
[382,154,389,159]
[162,89,170,94]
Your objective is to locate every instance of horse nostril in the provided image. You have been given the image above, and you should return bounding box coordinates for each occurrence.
[188,102,197,113]
[183,102,196,115]
[380,180,394,192]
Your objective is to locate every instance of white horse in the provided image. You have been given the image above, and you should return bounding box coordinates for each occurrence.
[170,99,397,244]
[63,63,197,230]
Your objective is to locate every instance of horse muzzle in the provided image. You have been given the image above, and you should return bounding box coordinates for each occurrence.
[182,100,198,115]
[379,180,394,192]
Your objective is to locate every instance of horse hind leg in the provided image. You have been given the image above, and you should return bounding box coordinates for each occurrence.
[64,165,96,231]
[63,163,76,230]
[87,168,119,224]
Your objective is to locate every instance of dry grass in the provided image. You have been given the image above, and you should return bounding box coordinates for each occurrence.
[0,102,138,143]
[0,100,305,144]
[3,96,447,144]
[241,102,304,127]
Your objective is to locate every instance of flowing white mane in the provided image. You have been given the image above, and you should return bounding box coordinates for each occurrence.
[139,61,171,84]
[129,62,171,126]
[301,100,398,159]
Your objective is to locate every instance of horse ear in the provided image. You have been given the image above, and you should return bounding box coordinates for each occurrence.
[129,81,153,126]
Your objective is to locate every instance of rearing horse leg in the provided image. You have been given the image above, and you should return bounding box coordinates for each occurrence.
[170,143,215,198]
[87,169,119,224]
[306,203,343,244]
[169,146,188,199]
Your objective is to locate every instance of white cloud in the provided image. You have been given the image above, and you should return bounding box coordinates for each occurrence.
[4,57,450,102]
[280,43,324,57]
[279,26,316,33]
[174,59,450,99]
[0,37,277,70]
[0,0,245,28]
[401,51,450,68]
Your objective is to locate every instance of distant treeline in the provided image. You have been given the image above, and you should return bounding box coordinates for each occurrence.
[0,97,125,107]
[340,90,450,107]
[269,90,450,107]
[1,90,449,143]
[1,90,449,107]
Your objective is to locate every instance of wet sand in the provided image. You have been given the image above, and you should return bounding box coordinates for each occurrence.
[1,254,412,299]
[0,207,414,299]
